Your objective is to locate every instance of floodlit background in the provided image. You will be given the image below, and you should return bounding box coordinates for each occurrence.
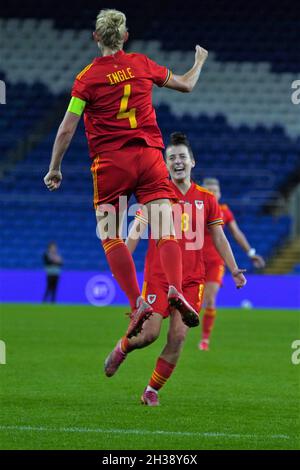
[0,0,299,307]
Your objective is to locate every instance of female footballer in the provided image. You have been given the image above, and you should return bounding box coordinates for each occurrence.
[199,178,265,351]
[104,132,247,406]
[44,9,208,337]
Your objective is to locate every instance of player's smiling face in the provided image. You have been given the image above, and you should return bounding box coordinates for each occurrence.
[165,144,195,182]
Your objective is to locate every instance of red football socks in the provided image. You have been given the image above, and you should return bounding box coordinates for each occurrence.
[149,357,176,391]
[157,236,183,292]
[202,307,217,340]
[102,238,140,310]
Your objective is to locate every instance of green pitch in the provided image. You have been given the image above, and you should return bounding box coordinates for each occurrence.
[0,303,299,450]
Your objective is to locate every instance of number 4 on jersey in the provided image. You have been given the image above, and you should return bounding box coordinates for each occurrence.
[117,84,137,129]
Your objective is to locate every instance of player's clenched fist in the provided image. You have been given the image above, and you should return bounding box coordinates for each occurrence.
[44,169,62,191]
[231,268,247,289]
[195,45,208,65]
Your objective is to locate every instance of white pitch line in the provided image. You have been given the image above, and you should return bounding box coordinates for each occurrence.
[0,425,291,441]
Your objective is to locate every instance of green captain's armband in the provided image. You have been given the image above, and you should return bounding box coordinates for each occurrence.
[67,96,86,116]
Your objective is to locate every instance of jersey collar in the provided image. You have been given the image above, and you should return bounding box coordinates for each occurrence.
[170,180,195,198]
[94,49,125,63]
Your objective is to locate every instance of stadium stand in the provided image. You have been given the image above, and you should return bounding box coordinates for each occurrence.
[0,0,299,273]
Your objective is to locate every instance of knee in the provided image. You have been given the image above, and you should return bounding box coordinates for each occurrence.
[205,296,216,309]
[142,331,159,346]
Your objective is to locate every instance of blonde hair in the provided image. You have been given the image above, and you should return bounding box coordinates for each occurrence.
[202,177,220,187]
[95,9,127,52]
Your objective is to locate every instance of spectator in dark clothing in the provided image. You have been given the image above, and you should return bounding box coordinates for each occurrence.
[42,242,63,303]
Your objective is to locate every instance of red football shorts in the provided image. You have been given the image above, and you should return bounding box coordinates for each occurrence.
[90,142,176,210]
[205,262,225,286]
[142,280,205,318]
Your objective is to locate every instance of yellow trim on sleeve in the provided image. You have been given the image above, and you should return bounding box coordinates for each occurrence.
[162,69,172,87]
[195,184,214,196]
[207,219,224,226]
[76,63,94,81]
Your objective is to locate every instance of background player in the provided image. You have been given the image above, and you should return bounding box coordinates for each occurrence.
[104,132,247,406]
[42,242,63,303]
[200,177,265,351]
[43,9,209,337]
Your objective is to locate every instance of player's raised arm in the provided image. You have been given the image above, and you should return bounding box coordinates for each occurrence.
[126,209,149,254]
[44,108,82,191]
[165,45,208,93]
[227,220,266,269]
[209,224,247,289]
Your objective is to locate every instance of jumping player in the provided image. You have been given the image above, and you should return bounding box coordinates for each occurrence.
[104,132,247,406]
[43,9,209,337]
[199,177,265,351]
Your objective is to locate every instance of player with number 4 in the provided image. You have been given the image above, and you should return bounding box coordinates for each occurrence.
[43,8,208,338]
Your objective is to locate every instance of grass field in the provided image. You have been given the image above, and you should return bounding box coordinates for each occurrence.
[0,303,299,450]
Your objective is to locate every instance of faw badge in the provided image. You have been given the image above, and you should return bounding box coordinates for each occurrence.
[147,294,157,304]
[195,200,204,210]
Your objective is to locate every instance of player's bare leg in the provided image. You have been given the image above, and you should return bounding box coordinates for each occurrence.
[160,309,189,363]
[104,313,163,377]
[141,309,188,406]
[97,206,153,338]
[146,199,199,327]
[199,282,219,351]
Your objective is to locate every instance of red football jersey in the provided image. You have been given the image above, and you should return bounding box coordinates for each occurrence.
[203,203,235,264]
[71,50,171,158]
[140,182,223,287]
